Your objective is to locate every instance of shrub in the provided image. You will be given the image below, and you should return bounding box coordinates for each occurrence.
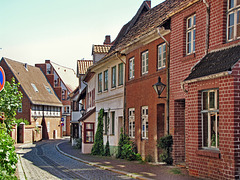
[15,118,29,127]
[157,134,173,165]
[104,140,110,156]
[91,108,104,156]
[75,138,82,149]
[117,129,142,161]
[0,123,18,179]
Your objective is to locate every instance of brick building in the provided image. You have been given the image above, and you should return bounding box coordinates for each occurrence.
[36,60,78,136]
[0,57,62,139]
[169,0,240,179]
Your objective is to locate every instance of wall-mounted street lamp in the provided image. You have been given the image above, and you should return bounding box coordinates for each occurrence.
[152,76,166,98]
[80,106,86,115]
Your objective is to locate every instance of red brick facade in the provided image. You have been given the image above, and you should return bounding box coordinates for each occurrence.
[170,0,240,179]
[125,34,169,161]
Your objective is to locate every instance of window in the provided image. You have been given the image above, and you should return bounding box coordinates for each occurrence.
[31,83,39,92]
[63,105,70,114]
[227,0,240,41]
[129,57,135,79]
[45,86,53,94]
[84,123,94,143]
[201,89,219,149]
[158,43,166,69]
[142,51,148,75]
[18,103,22,113]
[98,73,102,92]
[112,66,116,88]
[104,70,108,91]
[111,112,115,135]
[129,108,135,138]
[186,14,196,54]
[141,106,148,139]
[46,63,51,74]
[118,63,123,86]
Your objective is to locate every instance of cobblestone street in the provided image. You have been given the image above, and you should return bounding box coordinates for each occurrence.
[16,139,132,180]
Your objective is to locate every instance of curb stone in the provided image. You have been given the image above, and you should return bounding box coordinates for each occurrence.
[55,141,153,180]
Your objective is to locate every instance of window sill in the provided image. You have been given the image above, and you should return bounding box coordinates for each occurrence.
[196,149,220,159]
[157,67,166,71]
[181,53,196,62]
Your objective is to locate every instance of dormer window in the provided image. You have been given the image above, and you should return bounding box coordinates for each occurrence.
[31,83,38,92]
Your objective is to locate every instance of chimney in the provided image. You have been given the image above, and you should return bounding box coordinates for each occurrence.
[145,0,151,8]
[103,35,111,45]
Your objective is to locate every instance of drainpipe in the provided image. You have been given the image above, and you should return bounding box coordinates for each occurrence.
[157,27,170,135]
[203,0,210,55]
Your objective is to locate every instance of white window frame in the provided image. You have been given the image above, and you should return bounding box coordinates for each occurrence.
[142,51,148,75]
[186,14,196,55]
[45,85,53,94]
[141,106,148,139]
[201,89,219,149]
[129,108,135,138]
[158,43,166,69]
[129,57,135,79]
[227,0,240,41]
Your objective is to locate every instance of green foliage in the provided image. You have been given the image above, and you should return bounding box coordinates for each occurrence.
[117,129,142,161]
[145,154,153,162]
[15,118,29,127]
[157,134,173,165]
[104,140,110,156]
[0,78,22,133]
[91,108,104,156]
[169,168,182,175]
[75,138,82,149]
[0,123,18,179]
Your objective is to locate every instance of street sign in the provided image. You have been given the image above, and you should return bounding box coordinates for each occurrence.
[61,117,64,122]
[0,66,5,92]
[61,123,64,126]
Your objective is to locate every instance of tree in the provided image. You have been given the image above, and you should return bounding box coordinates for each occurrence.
[91,108,104,156]
[0,78,22,133]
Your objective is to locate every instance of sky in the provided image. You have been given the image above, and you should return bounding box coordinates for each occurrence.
[0,0,164,71]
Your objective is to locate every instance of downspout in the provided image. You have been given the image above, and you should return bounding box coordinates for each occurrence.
[157,27,170,135]
[203,0,210,54]
[116,52,127,133]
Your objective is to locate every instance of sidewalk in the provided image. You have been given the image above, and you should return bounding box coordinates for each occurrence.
[56,139,199,180]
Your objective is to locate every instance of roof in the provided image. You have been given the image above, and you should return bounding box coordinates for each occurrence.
[113,0,197,51]
[2,57,62,107]
[77,60,93,75]
[92,45,111,54]
[184,44,240,81]
[51,62,79,92]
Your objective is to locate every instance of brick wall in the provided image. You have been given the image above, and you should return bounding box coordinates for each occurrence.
[125,35,169,161]
[170,0,240,179]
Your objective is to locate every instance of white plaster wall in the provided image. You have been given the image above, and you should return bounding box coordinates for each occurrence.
[94,56,125,148]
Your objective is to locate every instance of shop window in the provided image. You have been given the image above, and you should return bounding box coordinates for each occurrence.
[201,89,219,149]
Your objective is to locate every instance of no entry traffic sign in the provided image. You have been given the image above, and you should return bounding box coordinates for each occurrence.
[0,66,5,92]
